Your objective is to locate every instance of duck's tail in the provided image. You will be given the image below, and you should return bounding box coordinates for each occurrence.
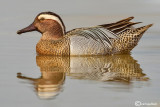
[128,24,153,42]
[135,24,153,36]
[112,24,153,54]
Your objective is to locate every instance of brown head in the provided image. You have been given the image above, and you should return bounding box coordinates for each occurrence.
[17,12,66,40]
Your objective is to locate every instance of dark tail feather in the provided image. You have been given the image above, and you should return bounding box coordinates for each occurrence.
[100,16,134,28]
[112,22,142,34]
[99,17,152,35]
[116,16,134,23]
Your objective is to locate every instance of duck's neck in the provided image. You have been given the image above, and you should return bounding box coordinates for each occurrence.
[41,26,65,41]
[41,32,63,41]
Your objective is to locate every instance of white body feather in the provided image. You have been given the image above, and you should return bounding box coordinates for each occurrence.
[70,36,108,55]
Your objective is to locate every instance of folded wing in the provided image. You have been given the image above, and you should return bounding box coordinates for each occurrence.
[66,16,141,50]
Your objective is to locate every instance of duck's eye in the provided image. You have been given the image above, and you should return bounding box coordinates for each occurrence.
[40,17,45,21]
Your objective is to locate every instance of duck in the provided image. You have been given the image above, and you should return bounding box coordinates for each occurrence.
[17,11,152,56]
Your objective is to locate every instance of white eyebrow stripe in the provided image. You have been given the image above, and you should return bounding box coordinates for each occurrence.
[38,14,65,34]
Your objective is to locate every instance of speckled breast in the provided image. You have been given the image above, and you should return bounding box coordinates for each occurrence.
[36,37,70,56]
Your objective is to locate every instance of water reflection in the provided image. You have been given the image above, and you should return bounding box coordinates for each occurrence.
[17,56,69,99]
[69,55,148,82]
[17,54,149,99]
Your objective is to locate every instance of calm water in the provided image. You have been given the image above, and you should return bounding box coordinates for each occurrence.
[0,0,160,107]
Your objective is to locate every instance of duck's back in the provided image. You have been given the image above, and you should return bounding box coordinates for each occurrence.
[69,24,152,55]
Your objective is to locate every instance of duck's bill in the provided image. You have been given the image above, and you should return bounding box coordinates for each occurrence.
[17,23,37,34]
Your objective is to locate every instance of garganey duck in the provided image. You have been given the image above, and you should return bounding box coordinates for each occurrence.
[17,12,152,56]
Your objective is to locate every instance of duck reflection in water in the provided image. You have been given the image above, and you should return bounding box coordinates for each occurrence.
[17,56,69,99]
[69,55,149,82]
[17,54,149,99]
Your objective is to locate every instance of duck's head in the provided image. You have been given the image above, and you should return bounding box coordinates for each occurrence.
[17,12,66,37]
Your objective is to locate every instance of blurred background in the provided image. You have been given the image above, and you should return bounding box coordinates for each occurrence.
[1,0,160,32]
[0,0,160,107]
